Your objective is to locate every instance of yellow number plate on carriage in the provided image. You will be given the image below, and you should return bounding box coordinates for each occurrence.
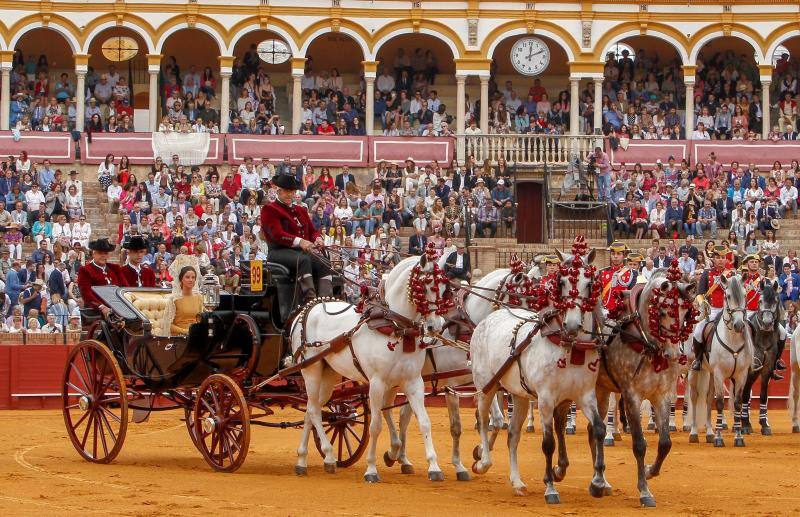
[251,260,263,292]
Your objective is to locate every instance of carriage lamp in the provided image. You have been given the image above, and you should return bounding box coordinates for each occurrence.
[201,273,221,338]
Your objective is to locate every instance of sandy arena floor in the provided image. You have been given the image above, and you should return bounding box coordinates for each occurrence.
[1,407,799,516]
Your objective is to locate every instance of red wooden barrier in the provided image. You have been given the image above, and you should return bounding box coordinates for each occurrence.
[0,131,75,163]
[81,133,224,165]
[690,140,800,169]
[370,136,455,166]
[608,140,690,168]
[227,134,368,166]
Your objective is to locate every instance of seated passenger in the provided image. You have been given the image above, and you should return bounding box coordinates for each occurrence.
[159,255,204,336]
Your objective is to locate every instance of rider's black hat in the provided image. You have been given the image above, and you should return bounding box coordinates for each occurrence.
[271,171,303,190]
[88,238,116,252]
[123,235,148,251]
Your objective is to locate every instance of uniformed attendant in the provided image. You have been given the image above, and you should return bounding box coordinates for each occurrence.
[77,238,126,318]
[626,252,646,284]
[260,170,332,301]
[691,245,735,370]
[120,236,157,287]
[599,241,635,315]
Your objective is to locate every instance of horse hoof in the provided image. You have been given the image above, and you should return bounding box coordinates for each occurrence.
[553,466,566,482]
[324,462,337,474]
[364,473,381,483]
[566,427,575,435]
[471,461,488,475]
[501,422,509,430]
[722,422,729,430]
[603,438,615,447]
[669,425,677,432]
[589,483,605,498]
[761,427,772,436]
[294,465,308,476]
[647,422,655,430]
[793,425,800,434]
[472,445,482,461]
[613,432,622,441]
[689,434,699,444]
[513,486,529,497]
[383,451,396,467]
[705,435,714,444]
[640,496,657,508]
[428,470,444,482]
[456,471,472,482]
[742,426,751,435]
[713,437,725,447]
[401,464,415,475]
[645,465,655,480]
[526,425,535,433]
[734,437,746,447]
[682,425,690,432]
[544,493,561,505]
[603,485,613,497]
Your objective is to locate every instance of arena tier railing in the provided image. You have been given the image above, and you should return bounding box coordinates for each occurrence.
[458,134,601,166]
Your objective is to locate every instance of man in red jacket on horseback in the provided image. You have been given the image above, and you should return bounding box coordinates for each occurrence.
[691,245,736,370]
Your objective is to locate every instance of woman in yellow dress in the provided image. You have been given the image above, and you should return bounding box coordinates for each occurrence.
[168,265,204,335]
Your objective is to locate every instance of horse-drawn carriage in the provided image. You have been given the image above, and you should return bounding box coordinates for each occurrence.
[61,263,368,472]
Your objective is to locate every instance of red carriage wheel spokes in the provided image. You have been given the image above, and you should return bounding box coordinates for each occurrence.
[193,374,250,472]
[62,340,129,464]
[313,394,370,468]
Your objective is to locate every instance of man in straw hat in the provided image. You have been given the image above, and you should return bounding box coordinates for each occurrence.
[260,170,332,301]
[77,238,127,318]
[599,241,636,315]
[691,244,736,370]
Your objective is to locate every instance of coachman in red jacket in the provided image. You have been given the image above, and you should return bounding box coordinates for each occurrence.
[260,171,332,301]
[120,236,157,288]
[77,238,126,318]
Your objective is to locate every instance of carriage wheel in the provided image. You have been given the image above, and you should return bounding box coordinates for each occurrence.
[184,404,201,452]
[62,340,129,463]
[313,395,370,468]
[193,374,251,472]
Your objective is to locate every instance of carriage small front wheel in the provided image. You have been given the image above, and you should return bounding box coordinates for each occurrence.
[313,395,370,468]
[62,339,129,464]
[193,374,251,472]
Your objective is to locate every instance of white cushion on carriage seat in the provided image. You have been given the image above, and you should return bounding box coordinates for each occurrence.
[123,291,170,330]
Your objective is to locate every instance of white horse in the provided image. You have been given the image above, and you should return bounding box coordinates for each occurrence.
[382,266,530,480]
[689,274,752,447]
[290,253,449,482]
[470,249,608,503]
[789,326,800,434]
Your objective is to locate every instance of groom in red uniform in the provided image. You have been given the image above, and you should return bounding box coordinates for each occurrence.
[260,170,332,300]
[77,238,126,318]
[120,236,157,287]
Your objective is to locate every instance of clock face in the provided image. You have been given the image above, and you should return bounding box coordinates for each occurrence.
[510,37,550,76]
[257,39,292,65]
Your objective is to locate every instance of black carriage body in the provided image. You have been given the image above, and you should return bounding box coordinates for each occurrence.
[91,282,286,390]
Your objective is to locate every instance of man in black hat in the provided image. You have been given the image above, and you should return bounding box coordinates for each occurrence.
[120,236,157,287]
[260,171,332,300]
[77,238,126,317]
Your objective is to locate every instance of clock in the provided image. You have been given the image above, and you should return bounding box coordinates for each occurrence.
[510,37,550,76]
[257,39,292,65]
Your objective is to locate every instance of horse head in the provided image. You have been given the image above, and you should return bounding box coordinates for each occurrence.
[755,279,781,332]
[553,247,598,339]
[640,261,698,349]
[722,274,747,333]
[407,247,454,338]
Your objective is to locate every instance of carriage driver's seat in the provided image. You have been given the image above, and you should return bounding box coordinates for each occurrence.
[123,291,171,334]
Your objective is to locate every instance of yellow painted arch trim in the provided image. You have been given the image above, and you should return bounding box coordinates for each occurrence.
[225,16,302,52]
[8,13,83,52]
[480,19,581,61]
[591,21,690,62]
[80,13,156,52]
[298,18,371,58]
[154,14,230,54]
[688,22,767,58]
[371,19,466,58]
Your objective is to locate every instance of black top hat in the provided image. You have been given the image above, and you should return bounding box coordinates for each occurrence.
[271,171,302,190]
[123,235,148,251]
[88,238,116,252]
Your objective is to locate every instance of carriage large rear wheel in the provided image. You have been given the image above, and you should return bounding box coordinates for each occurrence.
[193,374,251,472]
[313,395,370,468]
[62,340,129,463]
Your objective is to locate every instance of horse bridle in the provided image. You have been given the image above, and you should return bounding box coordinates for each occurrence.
[721,295,747,332]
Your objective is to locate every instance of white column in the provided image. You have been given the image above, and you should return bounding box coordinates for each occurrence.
[593,80,602,135]
[365,76,375,135]
[455,74,466,135]
[569,77,580,136]
[220,73,231,133]
[75,71,86,132]
[147,68,158,131]
[291,72,303,134]
[762,80,771,140]
[0,65,10,131]
[685,82,695,139]
[479,75,489,134]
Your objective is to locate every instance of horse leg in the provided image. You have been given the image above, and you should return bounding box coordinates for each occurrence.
[668,398,677,432]
[759,370,773,436]
[578,391,608,500]
[473,388,496,475]
[552,400,570,483]
[645,396,673,483]
[526,400,536,433]
[733,382,746,447]
[295,361,329,475]
[589,387,612,495]
[494,391,508,430]
[364,379,387,482]
[625,392,655,507]
[682,378,691,432]
[713,376,726,447]
[642,399,655,431]
[445,390,470,481]
[381,387,405,469]
[402,376,444,481]
[539,398,560,504]
[488,395,505,449]
[603,393,618,446]
[507,394,530,496]
[566,402,577,435]
[740,375,753,435]
[791,353,800,433]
